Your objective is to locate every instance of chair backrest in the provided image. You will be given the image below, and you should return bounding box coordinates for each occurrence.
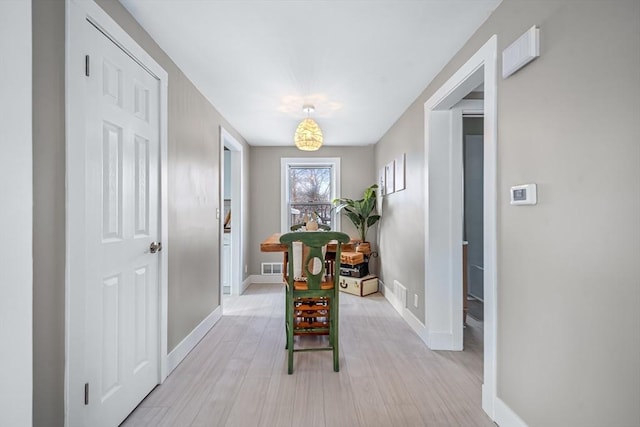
[280,231,350,290]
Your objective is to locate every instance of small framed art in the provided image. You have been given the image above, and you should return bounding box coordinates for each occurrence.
[394,153,405,191]
[378,166,386,196]
[385,160,395,195]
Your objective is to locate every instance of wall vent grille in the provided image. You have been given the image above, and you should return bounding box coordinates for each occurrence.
[394,280,408,308]
[261,262,283,275]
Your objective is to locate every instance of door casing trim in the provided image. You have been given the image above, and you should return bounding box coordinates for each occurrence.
[423,35,498,419]
[220,127,244,298]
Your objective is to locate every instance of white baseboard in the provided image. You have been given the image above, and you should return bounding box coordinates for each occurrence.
[482,384,494,419]
[383,280,516,426]
[382,282,429,344]
[426,331,460,350]
[248,274,284,284]
[240,276,253,294]
[404,307,429,342]
[381,282,461,351]
[383,282,405,313]
[382,282,461,350]
[166,306,222,375]
[468,293,484,302]
[495,396,528,427]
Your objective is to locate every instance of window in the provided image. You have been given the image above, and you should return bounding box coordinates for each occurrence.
[281,157,340,232]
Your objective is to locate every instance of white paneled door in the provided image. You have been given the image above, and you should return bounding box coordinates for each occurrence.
[83,21,160,427]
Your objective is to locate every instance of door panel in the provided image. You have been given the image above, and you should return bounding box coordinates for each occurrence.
[134,136,149,236]
[133,266,150,370]
[102,121,123,240]
[84,21,160,427]
[101,274,121,401]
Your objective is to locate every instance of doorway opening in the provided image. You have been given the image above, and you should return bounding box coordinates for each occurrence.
[423,35,498,419]
[463,112,485,325]
[220,127,244,300]
[460,103,485,388]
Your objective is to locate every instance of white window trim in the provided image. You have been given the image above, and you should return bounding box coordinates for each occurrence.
[280,157,341,233]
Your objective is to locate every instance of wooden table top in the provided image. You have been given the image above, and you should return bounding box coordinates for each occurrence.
[260,233,357,253]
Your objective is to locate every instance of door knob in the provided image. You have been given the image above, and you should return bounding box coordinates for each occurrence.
[150,241,162,254]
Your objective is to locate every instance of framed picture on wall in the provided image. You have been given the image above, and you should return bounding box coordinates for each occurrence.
[378,166,386,196]
[385,160,395,195]
[394,153,405,191]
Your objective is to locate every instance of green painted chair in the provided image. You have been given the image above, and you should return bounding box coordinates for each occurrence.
[279,231,350,374]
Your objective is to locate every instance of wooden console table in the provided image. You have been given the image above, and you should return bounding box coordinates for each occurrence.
[260,233,356,253]
[261,233,357,278]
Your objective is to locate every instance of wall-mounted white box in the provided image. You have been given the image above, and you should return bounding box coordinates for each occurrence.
[503,25,540,78]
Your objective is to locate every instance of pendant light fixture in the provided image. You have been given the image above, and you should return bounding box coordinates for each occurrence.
[294,104,323,151]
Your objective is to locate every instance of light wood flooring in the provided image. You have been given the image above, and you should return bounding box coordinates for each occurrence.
[121,284,494,427]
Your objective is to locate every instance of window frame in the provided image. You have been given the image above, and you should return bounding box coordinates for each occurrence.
[280,157,341,233]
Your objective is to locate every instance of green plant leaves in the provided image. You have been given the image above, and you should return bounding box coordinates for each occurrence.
[332,184,380,242]
[367,214,381,227]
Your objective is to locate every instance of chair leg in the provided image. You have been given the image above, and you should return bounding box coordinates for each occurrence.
[285,290,290,350]
[287,323,294,374]
[287,295,294,374]
[333,295,339,372]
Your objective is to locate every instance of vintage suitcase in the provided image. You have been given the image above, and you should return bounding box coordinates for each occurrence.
[340,251,365,265]
[338,275,378,296]
[339,262,369,278]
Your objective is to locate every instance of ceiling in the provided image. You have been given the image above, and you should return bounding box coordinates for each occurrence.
[119,0,501,147]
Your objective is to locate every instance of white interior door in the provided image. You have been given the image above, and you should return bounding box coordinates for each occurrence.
[83,21,160,426]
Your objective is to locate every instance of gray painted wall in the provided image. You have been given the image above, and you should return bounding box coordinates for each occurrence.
[1,2,33,425]
[375,102,428,321]
[32,1,66,424]
[375,0,640,425]
[32,0,249,425]
[249,146,376,275]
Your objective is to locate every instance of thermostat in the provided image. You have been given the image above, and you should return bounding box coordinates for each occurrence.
[510,184,537,205]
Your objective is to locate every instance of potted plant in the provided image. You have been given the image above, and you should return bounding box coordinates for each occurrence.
[332,184,381,251]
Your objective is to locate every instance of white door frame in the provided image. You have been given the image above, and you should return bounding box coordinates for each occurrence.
[220,127,244,297]
[423,35,498,419]
[65,1,169,425]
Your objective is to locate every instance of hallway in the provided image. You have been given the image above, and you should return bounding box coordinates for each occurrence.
[122,284,492,426]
